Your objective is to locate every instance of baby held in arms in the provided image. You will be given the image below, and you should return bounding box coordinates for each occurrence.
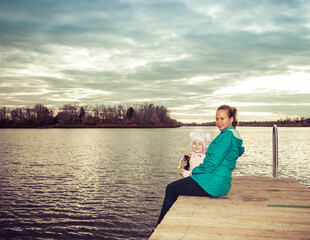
[178,132,212,178]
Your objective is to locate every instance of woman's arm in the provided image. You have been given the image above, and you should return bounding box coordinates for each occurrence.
[192,132,232,174]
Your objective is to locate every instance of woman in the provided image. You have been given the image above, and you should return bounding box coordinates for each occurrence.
[157,105,245,224]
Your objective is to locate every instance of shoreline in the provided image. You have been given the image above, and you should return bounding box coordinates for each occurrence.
[0,124,181,129]
[182,123,310,127]
[1,124,309,129]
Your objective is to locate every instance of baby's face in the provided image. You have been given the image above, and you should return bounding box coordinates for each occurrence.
[192,139,204,153]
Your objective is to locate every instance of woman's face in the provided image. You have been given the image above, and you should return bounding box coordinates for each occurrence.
[216,109,233,131]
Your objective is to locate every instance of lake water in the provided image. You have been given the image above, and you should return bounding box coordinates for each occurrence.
[0,127,309,239]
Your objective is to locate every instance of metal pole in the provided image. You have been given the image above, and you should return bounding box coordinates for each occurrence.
[272,125,278,178]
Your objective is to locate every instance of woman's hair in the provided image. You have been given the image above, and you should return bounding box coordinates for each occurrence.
[217,105,239,128]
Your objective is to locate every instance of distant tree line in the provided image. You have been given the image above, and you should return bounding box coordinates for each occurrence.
[238,117,310,127]
[0,103,180,128]
[182,116,310,127]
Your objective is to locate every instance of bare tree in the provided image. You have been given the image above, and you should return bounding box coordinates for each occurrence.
[56,104,79,124]
[0,107,7,119]
[155,105,170,123]
[33,104,54,126]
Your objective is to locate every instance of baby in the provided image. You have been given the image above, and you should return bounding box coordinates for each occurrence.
[179,132,211,178]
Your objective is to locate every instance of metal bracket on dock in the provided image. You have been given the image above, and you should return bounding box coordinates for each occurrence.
[273,125,278,178]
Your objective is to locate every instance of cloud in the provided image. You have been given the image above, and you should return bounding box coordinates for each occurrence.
[214,72,310,95]
[0,0,309,122]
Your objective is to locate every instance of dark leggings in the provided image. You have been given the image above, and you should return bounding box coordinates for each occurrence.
[157,177,211,224]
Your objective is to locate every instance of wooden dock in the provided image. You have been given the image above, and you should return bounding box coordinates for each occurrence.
[149,176,310,239]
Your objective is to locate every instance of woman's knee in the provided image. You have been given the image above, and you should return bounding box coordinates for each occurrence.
[165,179,183,196]
[165,182,175,194]
[166,180,180,196]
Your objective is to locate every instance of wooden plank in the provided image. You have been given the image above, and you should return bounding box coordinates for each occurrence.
[149,177,310,239]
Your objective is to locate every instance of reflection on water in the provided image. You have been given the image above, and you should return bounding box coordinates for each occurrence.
[0,127,309,239]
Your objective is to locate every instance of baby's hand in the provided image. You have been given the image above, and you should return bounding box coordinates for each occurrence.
[178,167,184,177]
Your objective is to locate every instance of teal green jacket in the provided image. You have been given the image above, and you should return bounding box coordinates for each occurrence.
[191,126,244,197]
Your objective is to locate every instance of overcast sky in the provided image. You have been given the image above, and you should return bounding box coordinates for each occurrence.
[0,0,309,123]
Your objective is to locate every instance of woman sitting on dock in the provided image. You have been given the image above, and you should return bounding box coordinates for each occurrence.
[157,105,245,225]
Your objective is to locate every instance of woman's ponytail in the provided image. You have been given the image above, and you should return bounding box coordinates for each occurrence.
[231,107,238,128]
